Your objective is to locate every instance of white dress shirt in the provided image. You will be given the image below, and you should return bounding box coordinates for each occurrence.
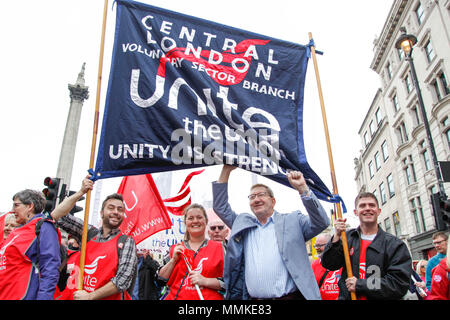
[243,214,297,298]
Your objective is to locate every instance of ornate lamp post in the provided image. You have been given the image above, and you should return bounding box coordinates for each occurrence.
[395,27,446,197]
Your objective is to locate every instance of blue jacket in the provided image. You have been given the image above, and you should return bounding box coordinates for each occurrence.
[426,252,445,291]
[212,182,329,300]
[25,214,61,300]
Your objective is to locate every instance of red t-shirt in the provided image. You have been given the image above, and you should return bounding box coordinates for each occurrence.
[358,234,376,300]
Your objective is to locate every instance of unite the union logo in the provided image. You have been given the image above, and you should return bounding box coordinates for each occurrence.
[84,255,107,275]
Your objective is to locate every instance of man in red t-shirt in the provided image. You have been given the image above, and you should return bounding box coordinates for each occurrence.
[311,233,341,300]
[322,192,411,300]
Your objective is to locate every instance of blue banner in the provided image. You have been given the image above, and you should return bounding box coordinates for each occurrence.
[94,0,334,202]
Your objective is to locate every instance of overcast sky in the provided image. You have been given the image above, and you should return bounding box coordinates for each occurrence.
[0,0,393,227]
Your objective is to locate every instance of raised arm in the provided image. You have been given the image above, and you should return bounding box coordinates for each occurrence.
[287,170,329,240]
[212,165,238,228]
[50,175,94,221]
[217,164,236,183]
[286,170,310,196]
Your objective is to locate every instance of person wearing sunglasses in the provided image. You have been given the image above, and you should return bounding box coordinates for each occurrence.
[208,219,230,244]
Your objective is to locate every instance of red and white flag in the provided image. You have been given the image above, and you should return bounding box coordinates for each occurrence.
[163,169,205,216]
[117,174,172,244]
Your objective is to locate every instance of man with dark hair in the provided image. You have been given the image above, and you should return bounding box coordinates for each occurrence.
[354,191,379,209]
[322,191,412,300]
[51,176,137,300]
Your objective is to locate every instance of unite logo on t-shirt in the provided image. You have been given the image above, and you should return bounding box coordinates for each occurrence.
[358,233,376,300]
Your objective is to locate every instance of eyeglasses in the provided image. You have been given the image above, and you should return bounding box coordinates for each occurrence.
[433,239,447,246]
[248,192,269,200]
[210,225,225,231]
[314,243,326,249]
[12,202,25,209]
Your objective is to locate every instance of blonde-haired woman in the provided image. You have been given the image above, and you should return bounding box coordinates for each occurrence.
[414,259,429,299]
[159,204,225,300]
[1,213,19,246]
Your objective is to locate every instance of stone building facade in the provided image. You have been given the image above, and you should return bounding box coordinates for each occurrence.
[354,0,450,259]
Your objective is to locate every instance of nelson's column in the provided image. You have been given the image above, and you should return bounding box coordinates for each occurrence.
[56,63,89,189]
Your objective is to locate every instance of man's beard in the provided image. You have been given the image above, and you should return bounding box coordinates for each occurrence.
[102,215,123,229]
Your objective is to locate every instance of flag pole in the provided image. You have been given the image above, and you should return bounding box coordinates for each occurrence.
[308,32,357,300]
[78,0,109,290]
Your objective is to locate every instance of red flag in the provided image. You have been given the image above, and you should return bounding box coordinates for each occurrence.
[163,169,204,216]
[117,174,172,244]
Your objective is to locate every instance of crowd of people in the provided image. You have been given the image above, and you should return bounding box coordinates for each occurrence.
[0,165,448,300]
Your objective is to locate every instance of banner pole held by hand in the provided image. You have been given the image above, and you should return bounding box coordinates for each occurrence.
[308,32,356,300]
[78,0,109,291]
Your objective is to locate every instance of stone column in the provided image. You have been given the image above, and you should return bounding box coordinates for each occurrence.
[56,63,89,189]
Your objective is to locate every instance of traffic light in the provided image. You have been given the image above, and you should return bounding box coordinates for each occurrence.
[58,186,85,215]
[438,196,450,228]
[42,177,61,213]
[430,193,450,231]
[68,190,84,215]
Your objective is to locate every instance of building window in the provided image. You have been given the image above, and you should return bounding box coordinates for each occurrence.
[392,94,399,112]
[375,107,382,125]
[384,217,392,234]
[403,155,417,185]
[393,212,401,236]
[364,131,369,146]
[411,198,422,234]
[375,152,381,171]
[429,71,449,103]
[429,184,438,196]
[404,73,412,94]
[397,48,404,61]
[446,128,450,148]
[369,161,374,179]
[386,62,393,80]
[424,40,435,63]
[411,105,421,127]
[381,140,389,161]
[415,2,424,25]
[432,79,442,101]
[387,173,395,198]
[369,120,376,137]
[442,116,450,148]
[438,72,449,96]
[379,182,387,205]
[419,140,432,171]
[410,197,427,233]
[396,121,409,145]
[409,155,417,182]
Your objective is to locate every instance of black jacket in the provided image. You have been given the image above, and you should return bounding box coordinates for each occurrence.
[321,227,411,300]
[138,255,161,300]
